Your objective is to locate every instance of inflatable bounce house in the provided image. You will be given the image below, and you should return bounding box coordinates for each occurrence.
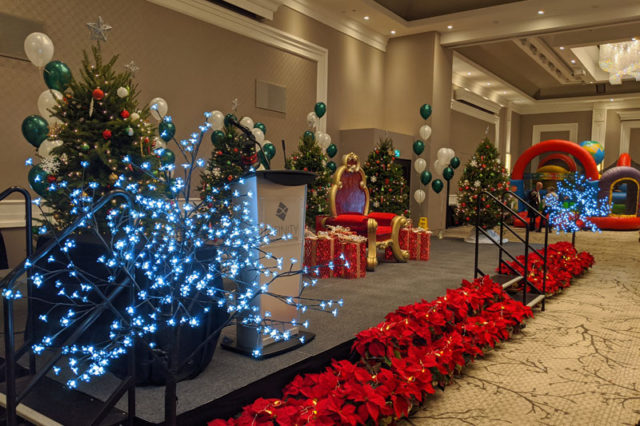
[510,139,640,230]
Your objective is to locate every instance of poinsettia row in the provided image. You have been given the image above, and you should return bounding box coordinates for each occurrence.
[209,275,533,425]
[499,241,595,295]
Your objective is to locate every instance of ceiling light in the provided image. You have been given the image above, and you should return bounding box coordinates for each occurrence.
[467,72,471,76]
[610,98,614,102]
[363,16,370,20]
[559,46,565,50]
[447,25,453,30]
[390,30,396,35]
[633,37,637,41]
[486,82,491,85]
[599,40,640,84]
[570,59,576,64]
[537,10,544,15]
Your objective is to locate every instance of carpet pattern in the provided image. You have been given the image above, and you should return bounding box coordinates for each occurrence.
[407,229,640,426]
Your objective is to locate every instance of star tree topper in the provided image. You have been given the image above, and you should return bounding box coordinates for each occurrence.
[86,16,112,42]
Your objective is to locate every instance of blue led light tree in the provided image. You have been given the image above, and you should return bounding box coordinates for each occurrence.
[545,172,610,245]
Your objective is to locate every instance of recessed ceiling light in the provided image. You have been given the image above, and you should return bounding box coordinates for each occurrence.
[390,30,396,35]
[464,88,470,91]
[467,72,471,76]
[570,59,576,64]
[447,25,453,30]
[633,37,637,41]
[559,46,565,50]
[537,10,544,15]
[486,82,491,85]
[502,91,507,94]
[610,98,614,101]
[363,15,370,20]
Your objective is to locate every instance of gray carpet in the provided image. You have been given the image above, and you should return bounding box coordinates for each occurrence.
[2,235,541,423]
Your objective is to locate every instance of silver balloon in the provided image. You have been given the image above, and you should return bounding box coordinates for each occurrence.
[207,110,225,130]
[24,32,54,67]
[37,139,63,158]
[307,111,318,129]
[414,189,426,204]
[37,89,63,125]
[419,124,432,140]
[148,97,168,121]
[414,158,427,173]
[239,116,254,129]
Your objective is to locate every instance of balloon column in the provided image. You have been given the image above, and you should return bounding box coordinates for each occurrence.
[412,104,436,206]
[306,102,337,173]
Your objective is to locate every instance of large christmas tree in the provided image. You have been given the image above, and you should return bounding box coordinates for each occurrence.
[34,43,166,230]
[362,138,409,216]
[456,137,509,229]
[285,131,332,228]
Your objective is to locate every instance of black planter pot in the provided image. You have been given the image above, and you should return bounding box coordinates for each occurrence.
[32,233,228,385]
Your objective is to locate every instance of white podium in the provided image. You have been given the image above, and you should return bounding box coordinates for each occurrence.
[222,170,316,358]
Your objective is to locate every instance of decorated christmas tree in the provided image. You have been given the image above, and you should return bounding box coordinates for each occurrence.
[285,130,332,228]
[456,137,509,229]
[362,138,409,216]
[27,42,167,230]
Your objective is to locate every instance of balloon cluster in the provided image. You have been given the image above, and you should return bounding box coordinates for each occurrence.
[412,104,432,204]
[306,102,337,172]
[206,110,275,167]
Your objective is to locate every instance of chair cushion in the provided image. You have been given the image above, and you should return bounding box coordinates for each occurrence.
[367,212,396,227]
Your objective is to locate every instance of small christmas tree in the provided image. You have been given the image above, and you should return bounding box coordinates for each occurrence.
[38,44,165,230]
[285,131,332,228]
[456,137,510,229]
[546,172,610,238]
[362,138,409,216]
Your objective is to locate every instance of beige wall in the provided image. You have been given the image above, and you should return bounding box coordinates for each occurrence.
[630,128,640,162]
[510,111,521,167]
[603,109,640,166]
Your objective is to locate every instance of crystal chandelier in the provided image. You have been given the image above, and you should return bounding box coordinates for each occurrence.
[599,40,640,85]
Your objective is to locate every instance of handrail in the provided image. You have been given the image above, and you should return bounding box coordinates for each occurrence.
[474,190,548,310]
[1,189,137,426]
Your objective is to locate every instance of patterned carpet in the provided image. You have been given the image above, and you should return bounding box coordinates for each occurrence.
[406,229,640,426]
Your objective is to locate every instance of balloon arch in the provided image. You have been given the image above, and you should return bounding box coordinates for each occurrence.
[510,139,599,210]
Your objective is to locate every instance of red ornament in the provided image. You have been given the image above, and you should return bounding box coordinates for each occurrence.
[102,129,112,139]
[233,147,239,153]
[120,110,130,119]
[385,179,389,185]
[92,88,105,100]
[216,150,223,156]
[47,175,56,183]
[227,175,233,181]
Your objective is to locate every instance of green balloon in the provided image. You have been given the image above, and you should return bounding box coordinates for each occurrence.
[432,179,443,193]
[28,165,49,196]
[304,130,315,141]
[327,160,337,173]
[450,156,461,169]
[160,149,175,166]
[413,140,424,155]
[224,113,237,127]
[420,170,432,185]
[443,166,454,181]
[43,61,72,91]
[420,104,432,120]
[211,130,225,146]
[314,102,327,118]
[159,121,176,142]
[263,142,276,160]
[22,115,49,148]
[254,122,266,134]
[326,143,338,158]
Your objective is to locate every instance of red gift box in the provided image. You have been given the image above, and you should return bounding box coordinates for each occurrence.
[384,226,411,260]
[303,231,341,278]
[408,228,431,261]
[336,234,367,279]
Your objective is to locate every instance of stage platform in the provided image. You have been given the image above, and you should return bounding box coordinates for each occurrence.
[2,232,540,425]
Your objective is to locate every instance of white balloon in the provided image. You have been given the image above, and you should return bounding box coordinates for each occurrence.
[251,127,265,143]
[207,110,225,131]
[24,32,54,67]
[239,116,254,130]
[316,131,331,149]
[307,112,318,129]
[148,97,168,121]
[414,189,426,204]
[433,159,444,177]
[414,158,427,173]
[419,124,432,141]
[37,139,63,158]
[37,89,64,125]
[438,147,455,165]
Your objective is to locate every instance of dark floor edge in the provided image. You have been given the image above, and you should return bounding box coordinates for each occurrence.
[135,338,358,425]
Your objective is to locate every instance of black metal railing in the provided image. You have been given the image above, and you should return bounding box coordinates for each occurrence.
[473,190,548,310]
[1,189,137,426]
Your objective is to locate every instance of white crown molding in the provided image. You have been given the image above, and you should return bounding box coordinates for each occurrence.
[146,0,328,131]
[224,0,284,20]
[453,89,501,114]
[279,0,388,51]
[532,123,578,145]
[618,110,640,121]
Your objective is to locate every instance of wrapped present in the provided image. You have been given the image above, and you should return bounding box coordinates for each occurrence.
[326,224,355,236]
[408,227,431,261]
[304,231,341,278]
[336,234,367,279]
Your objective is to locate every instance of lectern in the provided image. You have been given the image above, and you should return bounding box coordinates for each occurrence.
[222,170,316,358]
